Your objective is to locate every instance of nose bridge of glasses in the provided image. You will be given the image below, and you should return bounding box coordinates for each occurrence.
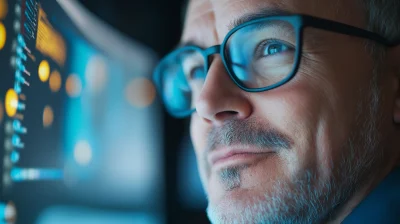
[204,45,221,57]
[203,45,221,71]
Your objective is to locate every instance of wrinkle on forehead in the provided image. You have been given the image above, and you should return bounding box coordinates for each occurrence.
[183,0,219,47]
[184,0,294,45]
[210,0,293,39]
[182,0,365,48]
[186,0,214,25]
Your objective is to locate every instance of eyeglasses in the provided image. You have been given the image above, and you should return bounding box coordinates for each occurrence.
[153,14,399,118]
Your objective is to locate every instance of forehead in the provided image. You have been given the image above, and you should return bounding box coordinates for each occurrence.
[181,0,365,47]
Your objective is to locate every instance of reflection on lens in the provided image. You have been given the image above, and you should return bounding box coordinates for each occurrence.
[226,19,297,89]
[160,48,205,114]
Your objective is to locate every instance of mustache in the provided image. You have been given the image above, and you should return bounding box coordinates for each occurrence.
[206,119,292,153]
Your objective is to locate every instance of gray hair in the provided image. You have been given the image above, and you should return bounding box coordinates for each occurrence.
[363,0,400,43]
[362,0,400,60]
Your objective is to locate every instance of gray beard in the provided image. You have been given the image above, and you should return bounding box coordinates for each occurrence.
[206,69,384,224]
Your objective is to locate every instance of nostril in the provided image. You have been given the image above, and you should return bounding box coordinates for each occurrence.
[226,111,238,115]
[215,111,238,120]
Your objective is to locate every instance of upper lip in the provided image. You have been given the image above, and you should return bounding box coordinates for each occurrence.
[208,146,275,166]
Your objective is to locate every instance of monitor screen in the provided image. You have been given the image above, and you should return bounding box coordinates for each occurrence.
[0,0,163,223]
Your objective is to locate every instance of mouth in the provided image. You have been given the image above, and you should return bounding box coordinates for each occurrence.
[209,147,275,169]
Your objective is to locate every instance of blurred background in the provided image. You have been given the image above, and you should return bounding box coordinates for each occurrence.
[0,0,209,223]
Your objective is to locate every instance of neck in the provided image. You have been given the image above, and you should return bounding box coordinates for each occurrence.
[326,164,397,224]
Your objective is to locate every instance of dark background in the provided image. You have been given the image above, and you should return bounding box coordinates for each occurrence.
[76,0,209,223]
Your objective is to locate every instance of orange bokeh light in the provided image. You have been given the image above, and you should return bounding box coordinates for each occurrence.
[125,77,156,108]
[66,74,82,98]
[0,0,8,20]
[49,70,62,92]
[43,105,54,128]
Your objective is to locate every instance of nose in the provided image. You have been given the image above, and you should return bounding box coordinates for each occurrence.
[195,57,252,126]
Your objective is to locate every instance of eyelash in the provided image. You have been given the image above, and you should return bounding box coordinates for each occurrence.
[254,39,294,58]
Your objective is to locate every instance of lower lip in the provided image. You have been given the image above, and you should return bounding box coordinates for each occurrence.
[213,153,274,168]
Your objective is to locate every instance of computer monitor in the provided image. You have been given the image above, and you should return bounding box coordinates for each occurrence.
[0,0,163,223]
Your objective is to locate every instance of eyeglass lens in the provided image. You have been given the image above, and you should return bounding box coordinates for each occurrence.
[159,19,297,114]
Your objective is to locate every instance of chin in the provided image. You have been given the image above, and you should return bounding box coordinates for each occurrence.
[206,194,263,224]
[206,183,271,223]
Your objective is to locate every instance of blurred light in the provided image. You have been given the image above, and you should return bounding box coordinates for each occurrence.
[4,121,12,134]
[0,100,3,124]
[43,106,54,128]
[14,4,20,16]
[62,164,78,188]
[10,151,19,164]
[27,169,40,180]
[11,40,16,51]
[37,206,161,224]
[37,7,66,66]
[85,56,107,94]
[5,202,17,223]
[38,60,50,82]
[3,155,11,169]
[5,89,18,117]
[3,137,12,152]
[2,173,11,187]
[66,74,82,98]
[13,20,20,32]
[14,113,23,121]
[10,168,63,182]
[49,70,62,92]
[125,78,156,108]
[13,119,27,134]
[0,0,8,19]
[11,134,24,148]
[10,56,15,67]
[73,140,92,166]
[0,201,17,223]
[19,94,26,101]
[0,22,6,51]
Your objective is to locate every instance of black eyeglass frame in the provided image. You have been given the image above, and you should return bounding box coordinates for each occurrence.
[153,14,400,118]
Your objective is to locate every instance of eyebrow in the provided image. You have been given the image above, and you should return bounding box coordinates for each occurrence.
[178,7,293,49]
[228,8,293,31]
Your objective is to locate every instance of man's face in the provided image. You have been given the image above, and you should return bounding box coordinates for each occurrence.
[183,0,398,223]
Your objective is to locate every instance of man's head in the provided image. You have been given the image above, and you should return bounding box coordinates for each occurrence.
[163,0,400,223]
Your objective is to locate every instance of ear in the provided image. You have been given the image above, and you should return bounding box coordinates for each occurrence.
[387,45,400,124]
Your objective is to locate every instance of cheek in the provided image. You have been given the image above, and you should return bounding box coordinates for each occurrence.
[250,71,344,177]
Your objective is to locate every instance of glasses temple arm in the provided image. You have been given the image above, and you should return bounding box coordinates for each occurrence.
[302,15,398,47]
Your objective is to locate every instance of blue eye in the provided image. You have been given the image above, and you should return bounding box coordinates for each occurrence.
[189,66,205,80]
[263,43,289,56]
[254,40,293,58]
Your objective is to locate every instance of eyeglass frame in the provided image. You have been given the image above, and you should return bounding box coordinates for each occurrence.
[153,14,400,118]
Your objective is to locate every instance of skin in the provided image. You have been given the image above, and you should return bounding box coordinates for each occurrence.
[182,0,400,223]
